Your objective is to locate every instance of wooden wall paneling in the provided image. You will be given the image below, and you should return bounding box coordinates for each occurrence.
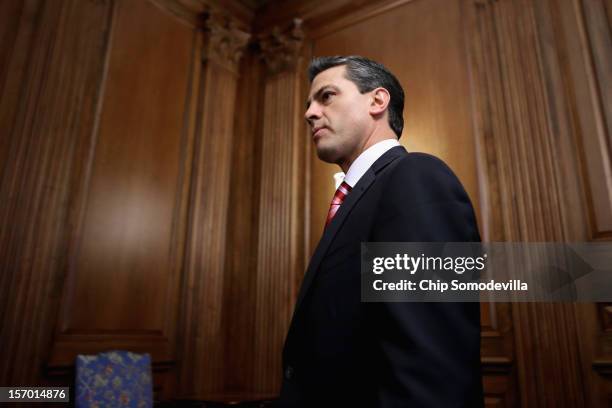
[467,0,590,406]
[565,0,612,241]
[540,0,612,405]
[528,0,592,243]
[251,19,308,395]
[534,1,601,406]
[148,1,205,399]
[465,1,520,404]
[44,0,199,400]
[0,0,37,170]
[0,0,114,386]
[175,12,249,399]
[574,0,612,237]
[577,301,612,407]
[578,0,612,239]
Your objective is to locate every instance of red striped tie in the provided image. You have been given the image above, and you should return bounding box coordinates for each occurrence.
[325,181,352,227]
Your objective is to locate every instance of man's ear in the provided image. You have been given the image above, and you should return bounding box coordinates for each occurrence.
[369,87,390,116]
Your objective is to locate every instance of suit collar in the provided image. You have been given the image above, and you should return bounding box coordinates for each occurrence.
[370,144,405,174]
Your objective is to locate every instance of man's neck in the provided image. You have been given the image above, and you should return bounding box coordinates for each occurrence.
[339,132,397,173]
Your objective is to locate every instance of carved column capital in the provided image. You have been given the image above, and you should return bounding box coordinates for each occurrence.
[201,13,250,74]
[259,19,304,75]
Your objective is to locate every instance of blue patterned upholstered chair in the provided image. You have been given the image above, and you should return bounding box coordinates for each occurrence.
[75,350,153,408]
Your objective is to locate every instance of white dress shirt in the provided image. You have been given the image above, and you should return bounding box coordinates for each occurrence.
[333,139,401,189]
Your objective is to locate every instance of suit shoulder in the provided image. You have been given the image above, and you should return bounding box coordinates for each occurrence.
[373,151,481,241]
[388,152,458,182]
[381,151,469,203]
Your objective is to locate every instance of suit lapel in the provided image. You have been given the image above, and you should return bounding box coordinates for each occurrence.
[293,146,407,313]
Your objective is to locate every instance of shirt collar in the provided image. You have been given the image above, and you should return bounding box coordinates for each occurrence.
[335,139,401,188]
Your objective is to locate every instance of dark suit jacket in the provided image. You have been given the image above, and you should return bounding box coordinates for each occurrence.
[277,146,483,407]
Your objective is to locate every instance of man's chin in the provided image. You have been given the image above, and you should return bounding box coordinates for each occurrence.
[315,146,341,164]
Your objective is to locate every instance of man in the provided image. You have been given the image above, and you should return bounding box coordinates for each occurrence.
[277,56,483,407]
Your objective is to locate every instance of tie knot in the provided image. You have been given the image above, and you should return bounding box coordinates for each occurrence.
[326,182,352,226]
[332,181,352,203]
[335,181,352,198]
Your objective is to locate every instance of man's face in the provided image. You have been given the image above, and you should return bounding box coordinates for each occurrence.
[305,65,372,165]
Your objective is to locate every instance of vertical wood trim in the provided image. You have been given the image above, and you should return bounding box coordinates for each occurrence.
[575,0,612,239]
[253,67,305,394]
[221,48,265,395]
[176,14,249,395]
[541,0,612,405]
[178,63,237,396]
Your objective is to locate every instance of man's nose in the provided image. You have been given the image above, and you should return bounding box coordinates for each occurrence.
[304,103,322,124]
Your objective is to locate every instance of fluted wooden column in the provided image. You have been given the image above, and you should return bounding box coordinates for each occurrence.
[0,0,113,385]
[177,13,249,398]
[252,20,307,393]
[469,0,586,406]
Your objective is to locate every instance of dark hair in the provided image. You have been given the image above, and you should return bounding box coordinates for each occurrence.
[308,56,405,138]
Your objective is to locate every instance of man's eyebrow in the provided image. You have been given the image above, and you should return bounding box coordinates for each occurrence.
[305,85,339,108]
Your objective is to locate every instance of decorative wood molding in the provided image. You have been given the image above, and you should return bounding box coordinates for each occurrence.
[201,12,250,74]
[220,49,265,395]
[176,16,248,397]
[149,0,204,27]
[251,49,308,393]
[201,0,254,29]
[258,18,304,75]
[255,0,418,39]
[481,357,513,374]
[149,0,253,30]
[480,302,514,365]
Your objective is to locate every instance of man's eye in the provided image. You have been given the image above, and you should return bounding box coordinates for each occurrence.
[322,92,333,102]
